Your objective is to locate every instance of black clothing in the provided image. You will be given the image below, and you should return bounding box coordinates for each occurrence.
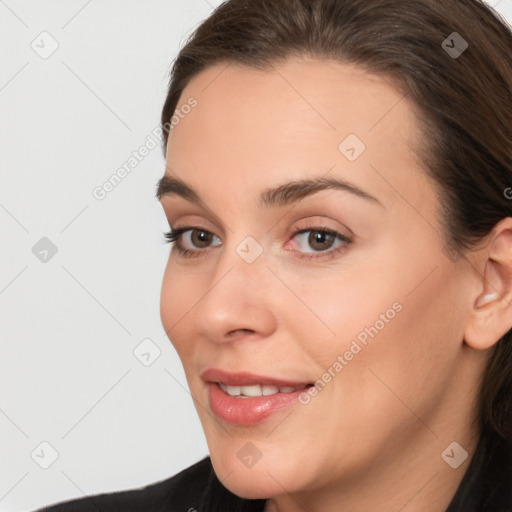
[444,429,512,512]
[36,429,512,512]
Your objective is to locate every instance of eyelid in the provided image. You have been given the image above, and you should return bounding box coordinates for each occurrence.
[170,216,226,238]
[169,214,352,237]
[286,216,353,239]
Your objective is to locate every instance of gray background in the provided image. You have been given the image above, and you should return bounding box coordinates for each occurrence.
[1,0,511,510]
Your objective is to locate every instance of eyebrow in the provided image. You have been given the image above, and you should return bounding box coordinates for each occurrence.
[155,173,382,209]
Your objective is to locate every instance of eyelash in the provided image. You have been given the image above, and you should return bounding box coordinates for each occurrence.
[163,226,352,261]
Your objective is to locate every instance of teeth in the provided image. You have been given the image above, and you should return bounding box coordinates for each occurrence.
[240,384,262,397]
[226,385,241,396]
[262,384,279,395]
[218,382,306,397]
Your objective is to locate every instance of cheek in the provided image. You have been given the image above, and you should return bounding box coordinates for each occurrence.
[285,245,462,418]
[319,267,463,431]
[159,261,197,357]
[278,260,404,370]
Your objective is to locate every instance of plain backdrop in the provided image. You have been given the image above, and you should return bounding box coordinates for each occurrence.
[1,0,511,510]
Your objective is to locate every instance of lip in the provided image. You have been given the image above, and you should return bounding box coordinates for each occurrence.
[202,368,313,426]
[201,368,312,387]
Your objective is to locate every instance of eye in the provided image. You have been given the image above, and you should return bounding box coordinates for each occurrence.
[163,226,352,260]
[163,227,221,258]
[288,227,352,260]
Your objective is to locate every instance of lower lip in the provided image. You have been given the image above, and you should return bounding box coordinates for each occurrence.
[207,382,309,426]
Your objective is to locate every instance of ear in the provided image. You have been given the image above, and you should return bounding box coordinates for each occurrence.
[465,218,512,350]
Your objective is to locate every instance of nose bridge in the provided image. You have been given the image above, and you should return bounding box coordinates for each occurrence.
[192,232,276,342]
[212,233,268,303]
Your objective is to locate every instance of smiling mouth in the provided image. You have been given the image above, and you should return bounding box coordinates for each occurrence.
[202,369,316,425]
[218,382,311,398]
[202,368,313,388]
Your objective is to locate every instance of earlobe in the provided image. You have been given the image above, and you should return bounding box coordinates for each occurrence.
[465,220,512,351]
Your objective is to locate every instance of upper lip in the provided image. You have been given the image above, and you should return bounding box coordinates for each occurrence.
[201,368,312,387]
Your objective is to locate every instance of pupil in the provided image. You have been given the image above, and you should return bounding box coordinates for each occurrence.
[194,230,210,247]
[310,231,332,249]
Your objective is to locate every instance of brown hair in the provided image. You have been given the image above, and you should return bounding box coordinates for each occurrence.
[161,0,512,439]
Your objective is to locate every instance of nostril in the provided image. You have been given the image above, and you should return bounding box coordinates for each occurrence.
[229,328,253,336]
[227,329,254,339]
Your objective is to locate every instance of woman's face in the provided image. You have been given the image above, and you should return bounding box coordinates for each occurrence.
[158,57,479,500]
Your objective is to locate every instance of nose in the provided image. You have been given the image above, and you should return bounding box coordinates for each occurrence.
[191,240,277,344]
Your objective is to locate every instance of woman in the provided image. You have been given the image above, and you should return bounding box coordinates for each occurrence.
[38,0,512,510]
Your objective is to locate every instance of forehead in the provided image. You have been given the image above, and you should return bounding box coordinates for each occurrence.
[164,57,431,218]
[168,57,414,140]
[170,57,412,136]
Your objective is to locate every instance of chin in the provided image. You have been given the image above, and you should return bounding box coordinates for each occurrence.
[211,461,286,499]
[208,448,309,500]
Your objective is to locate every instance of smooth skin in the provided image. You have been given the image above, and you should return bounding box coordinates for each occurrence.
[158,57,512,512]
